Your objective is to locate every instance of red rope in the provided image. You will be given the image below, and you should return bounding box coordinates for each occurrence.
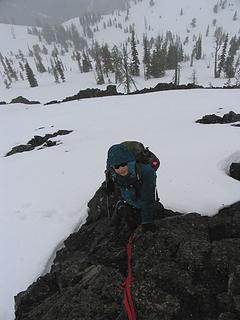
[121,234,137,320]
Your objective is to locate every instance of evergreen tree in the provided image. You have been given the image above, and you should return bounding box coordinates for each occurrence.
[213,4,219,14]
[19,62,25,72]
[195,35,202,60]
[32,44,41,56]
[50,59,60,83]
[111,45,123,84]
[213,27,224,78]
[82,51,92,72]
[130,28,140,76]
[224,54,235,78]
[54,56,65,82]
[70,24,82,51]
[143,35,151,79]
[228,35,240,56]
[150,36,166,78]
[34,54,46,73]
[75,51,82,72]
[5,57,18,81]
[25,62,38,87]
[0,55,11,82]
[4,79,11,89]
[101,44,113,78]
[190,18,197,28]
[166,44,177,69]
[217,33,228,77]
[93,42,104,85]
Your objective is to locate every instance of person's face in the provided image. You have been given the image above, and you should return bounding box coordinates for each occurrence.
[113,163,128,176]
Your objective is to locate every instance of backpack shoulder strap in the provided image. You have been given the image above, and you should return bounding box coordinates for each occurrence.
[135,162,142,183]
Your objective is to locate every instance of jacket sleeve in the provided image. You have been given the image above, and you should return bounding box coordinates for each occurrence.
[139,166,157,224]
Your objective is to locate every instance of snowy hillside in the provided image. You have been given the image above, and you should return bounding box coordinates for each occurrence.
[1,88,240,319]
[0,0,240,103]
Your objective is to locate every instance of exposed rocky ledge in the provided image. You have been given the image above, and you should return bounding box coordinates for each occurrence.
[14,183,240,320]
[196,111,240,124]
[5,130,72,157]
[2,83,240,106]
[10,96,40,105]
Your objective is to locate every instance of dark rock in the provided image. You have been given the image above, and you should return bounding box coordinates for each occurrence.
[230,163,240,181]
[27,135,46,147]
[10,96,40,105]
[6,130,73,156]
[209,202,240,241]
[5,144,34,157]
[14,185,240,320]
[44,140,57,147]
[44,100,61,106]
[106,85,118,95]
[130,82,204,96]
[55,130,73,136]
[196,114,223,124]
[62,86,122,103]
[222,111,240,123]
[0,101,7,105]
[196,111,240,124]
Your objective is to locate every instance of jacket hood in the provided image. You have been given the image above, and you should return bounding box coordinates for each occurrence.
[107,144,135,169]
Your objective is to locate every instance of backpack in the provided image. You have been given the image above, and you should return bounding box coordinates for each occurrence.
[121,141,160,171]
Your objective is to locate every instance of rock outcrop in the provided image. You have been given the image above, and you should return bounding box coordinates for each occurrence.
[14,183,240,320]
[196,111,240,124]
[230,163,240,181]
[62,85,122,103]
[10,96,40,105]
[5,130,72,156]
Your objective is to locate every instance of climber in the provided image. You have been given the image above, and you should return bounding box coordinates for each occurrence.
[106,143,163,232]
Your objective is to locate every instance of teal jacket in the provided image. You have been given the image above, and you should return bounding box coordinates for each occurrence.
[107,144,157,224]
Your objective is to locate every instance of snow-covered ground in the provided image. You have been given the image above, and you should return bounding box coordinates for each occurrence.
[1,88,240,319]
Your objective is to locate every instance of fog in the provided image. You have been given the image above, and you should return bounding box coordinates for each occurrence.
[0,0,127,25]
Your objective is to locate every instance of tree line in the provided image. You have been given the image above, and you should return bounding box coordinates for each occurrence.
[1,22,240,91]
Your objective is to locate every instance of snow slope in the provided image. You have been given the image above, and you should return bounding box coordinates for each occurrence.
[1,88,240,319]
[0,0,240,100]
